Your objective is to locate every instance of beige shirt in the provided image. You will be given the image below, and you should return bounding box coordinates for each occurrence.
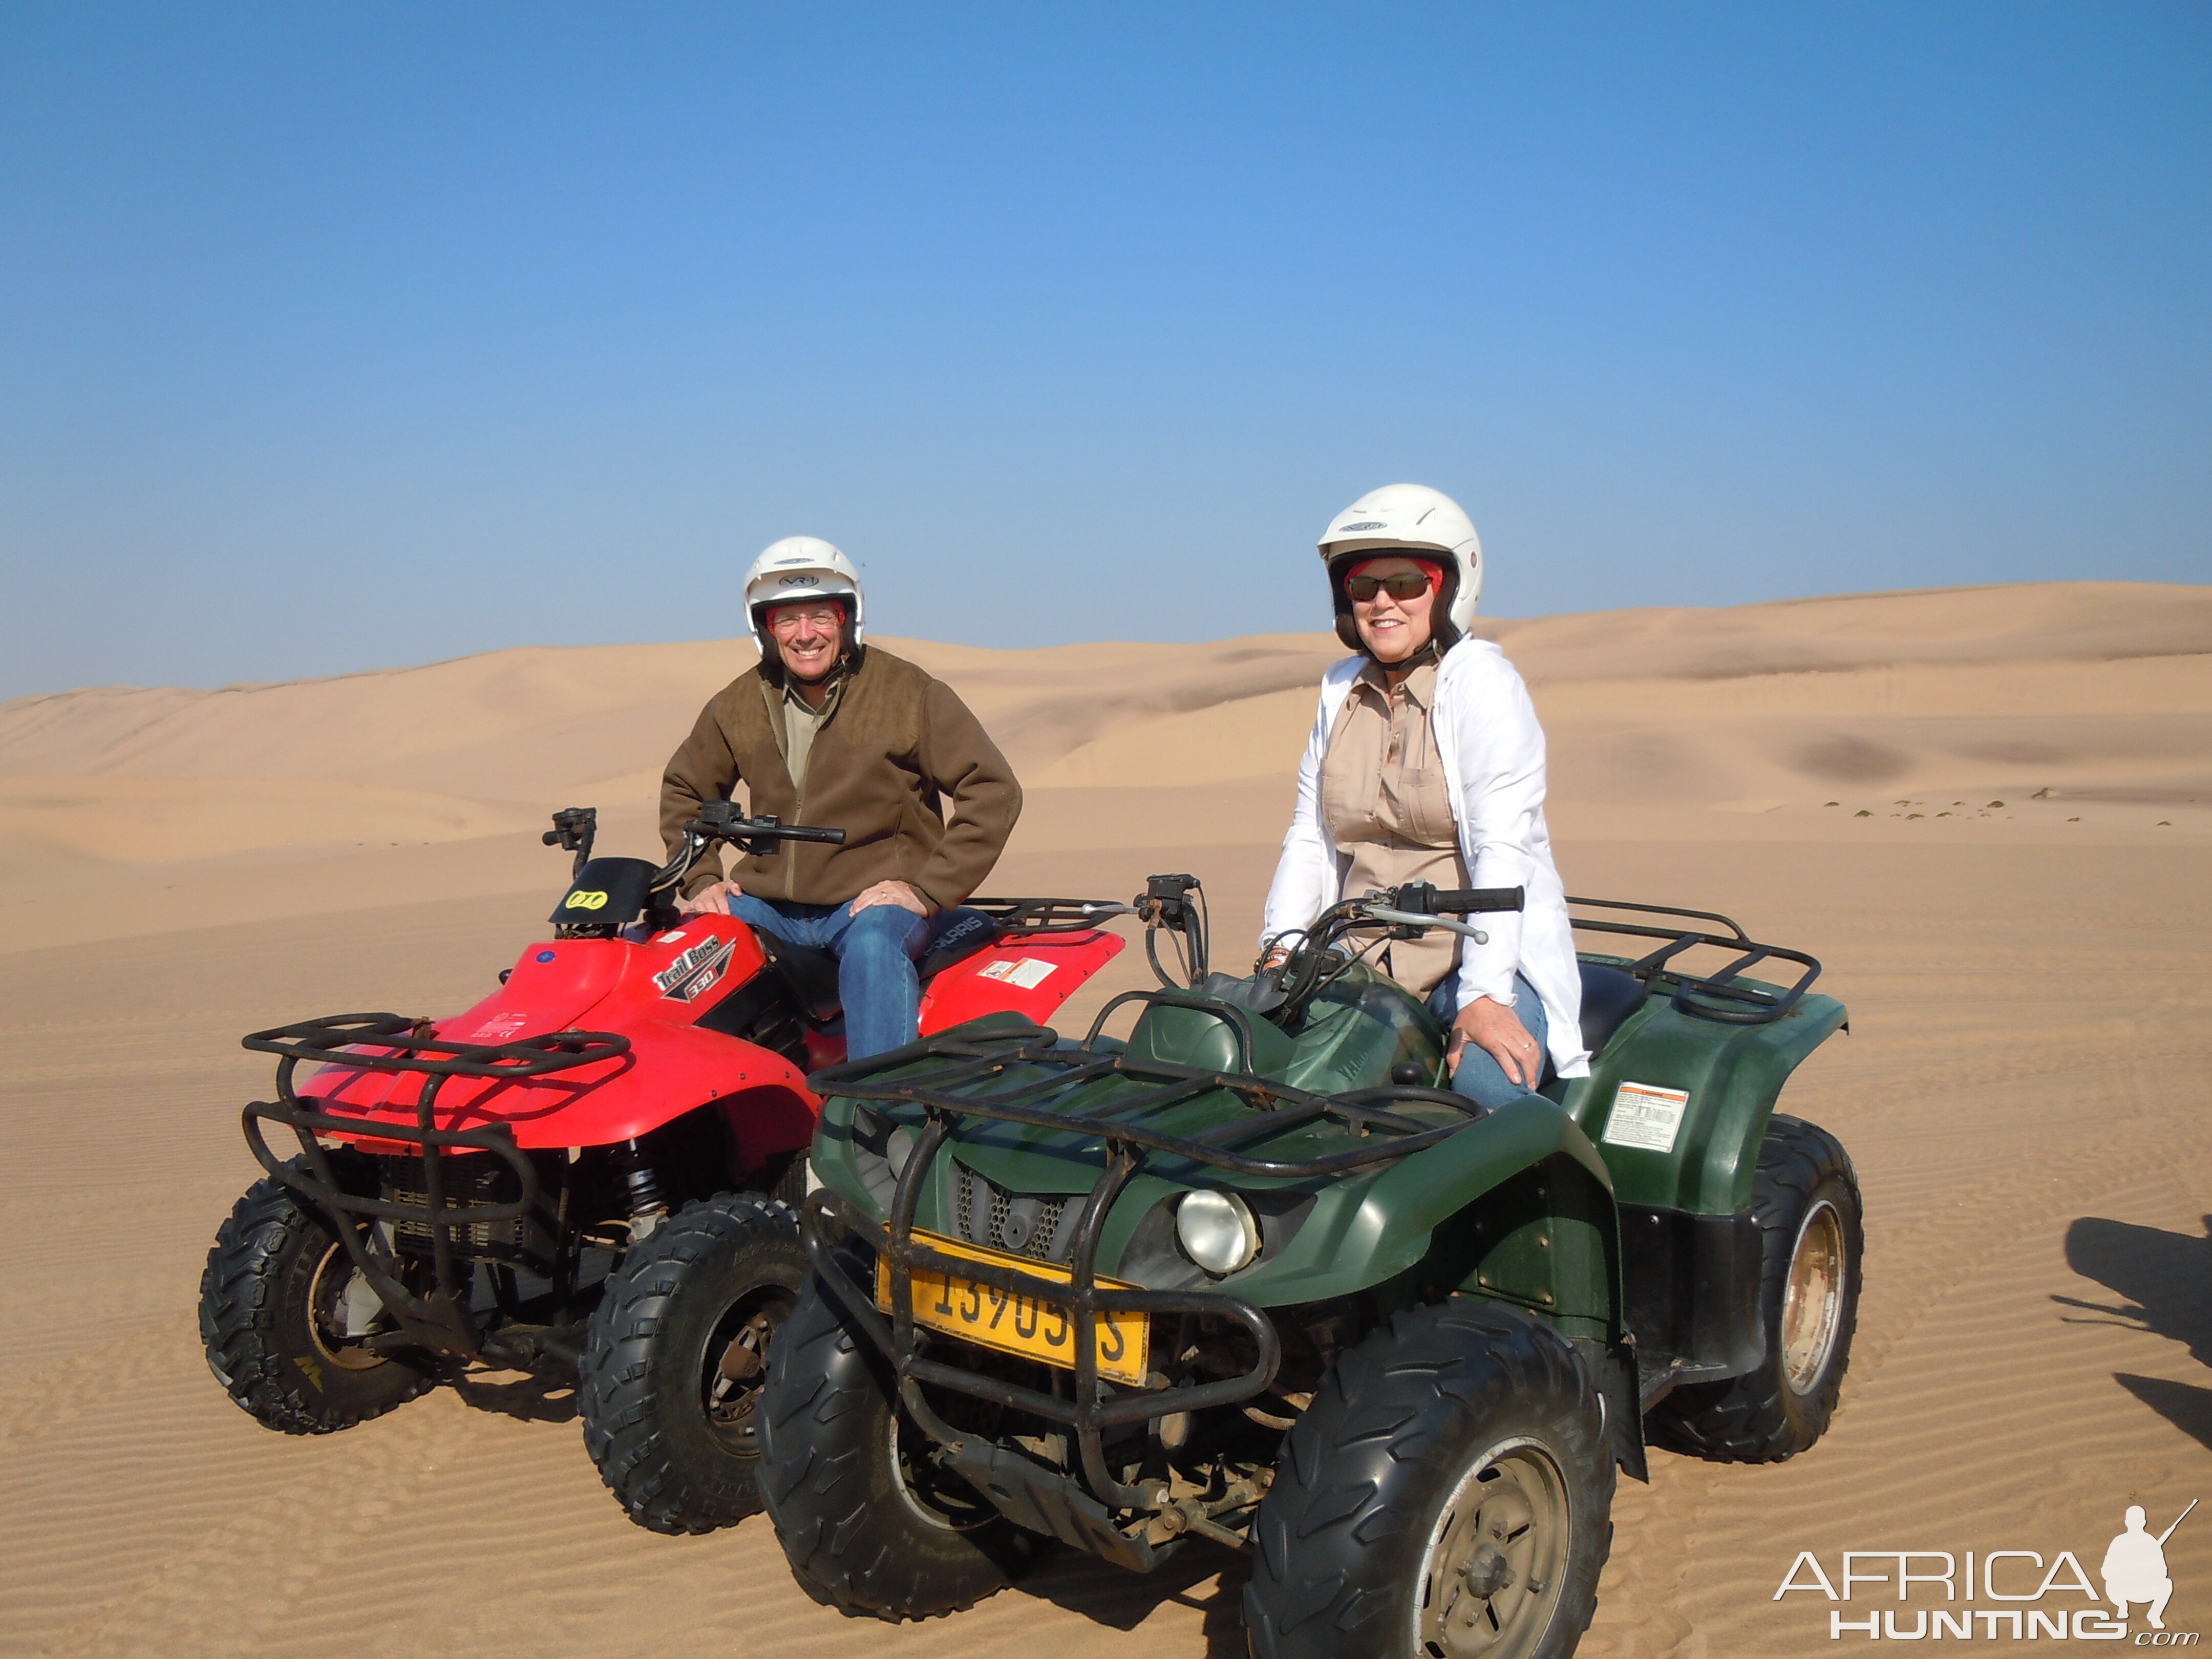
[780,672,846,805]
[1317,658,1471,996]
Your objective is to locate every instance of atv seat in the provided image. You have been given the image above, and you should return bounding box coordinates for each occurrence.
[762,906,1005,1026]
[1578,961,1648,1057]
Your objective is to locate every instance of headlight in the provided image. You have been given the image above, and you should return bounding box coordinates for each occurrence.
[1175,1190,1260,1276]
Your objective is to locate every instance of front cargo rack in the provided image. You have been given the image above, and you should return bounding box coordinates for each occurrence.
[802,996,1491,1568]
[239,1012,629,1356]
[1567,897,1822,1025]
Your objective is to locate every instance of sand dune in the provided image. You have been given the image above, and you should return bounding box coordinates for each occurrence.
[1,583,2208,1657]
[2,583,2203,911]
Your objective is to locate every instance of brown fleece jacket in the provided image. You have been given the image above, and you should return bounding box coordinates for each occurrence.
[657,646,1022,911]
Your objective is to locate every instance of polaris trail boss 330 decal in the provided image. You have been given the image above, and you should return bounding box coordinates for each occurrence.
[654,935,738,1001]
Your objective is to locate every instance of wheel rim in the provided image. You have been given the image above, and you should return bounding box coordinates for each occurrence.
[306,1240,391,1373]
[1782,1199,1846,1395]
[703,1289,794,1456]
[1415,1437,1572,1659]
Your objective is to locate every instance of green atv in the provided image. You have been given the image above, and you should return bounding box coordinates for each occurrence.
[759,876,1861,1659]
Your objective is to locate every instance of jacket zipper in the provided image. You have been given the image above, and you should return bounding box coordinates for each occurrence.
[780,675,845,902]
[786,756,803,900]
[761,659,845,902]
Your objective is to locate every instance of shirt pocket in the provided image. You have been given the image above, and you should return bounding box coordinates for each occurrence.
[1318,737,1374,844]
[1397,768,1458,848]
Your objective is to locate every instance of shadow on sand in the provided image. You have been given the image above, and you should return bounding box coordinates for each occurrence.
[2058,1214,2212,1452]
[448,1365,580,1424]
[1014,1537,1250,1654]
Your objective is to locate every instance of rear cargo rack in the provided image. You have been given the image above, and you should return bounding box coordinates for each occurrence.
[239,1012,628,1356]
[802,1006,1490,1562]
[1567,897,1821,1025]
[964,896,1135,935]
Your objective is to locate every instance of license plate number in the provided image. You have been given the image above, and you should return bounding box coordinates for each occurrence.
[877,1229,1150,1387]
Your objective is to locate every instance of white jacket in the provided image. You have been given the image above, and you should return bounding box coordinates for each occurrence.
[1260,641,1589,1078]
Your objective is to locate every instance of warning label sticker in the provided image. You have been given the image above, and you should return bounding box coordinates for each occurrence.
[1602,1081,1692,1153]
[976,956,1058,990]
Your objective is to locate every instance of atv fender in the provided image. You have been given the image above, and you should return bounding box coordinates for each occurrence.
[1548,981,1847,1384]
[1226,1096,1623,1338]
[304,1024,819,1162]
[1557,985,1848,1216]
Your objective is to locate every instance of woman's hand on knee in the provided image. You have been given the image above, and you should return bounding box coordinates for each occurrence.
[1449,996,1544,1088]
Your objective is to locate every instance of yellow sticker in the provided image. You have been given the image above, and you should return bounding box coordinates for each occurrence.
[563,889,609,911]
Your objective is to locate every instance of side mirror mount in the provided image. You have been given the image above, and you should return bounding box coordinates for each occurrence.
[544,806,599,878]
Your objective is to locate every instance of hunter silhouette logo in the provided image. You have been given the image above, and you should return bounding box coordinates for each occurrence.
[1774,1497,2198,1641]
[2107,1501,2193,1632]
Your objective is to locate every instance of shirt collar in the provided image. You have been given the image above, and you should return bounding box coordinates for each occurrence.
[1354,657,1437,711]
[783,659,849,711]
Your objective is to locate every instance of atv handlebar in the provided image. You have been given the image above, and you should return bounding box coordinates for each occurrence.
[630,803,850,899]
[1386,882,1525,916]
[1252,880,1530,1023]
[684,800,848,849]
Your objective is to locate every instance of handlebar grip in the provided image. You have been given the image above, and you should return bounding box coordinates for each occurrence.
[778,826,847,845]
[1428,886,1525,914]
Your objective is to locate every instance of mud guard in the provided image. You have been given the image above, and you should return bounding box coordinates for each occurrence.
[1557,979,1848,1216]
[1224,1097,1623,1330]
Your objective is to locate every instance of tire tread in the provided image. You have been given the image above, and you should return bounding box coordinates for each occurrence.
[198,1171,432,1435]
[1647,1114,1863,1462]
[578,1193,806,1534]
[1244,1299,1614,1659]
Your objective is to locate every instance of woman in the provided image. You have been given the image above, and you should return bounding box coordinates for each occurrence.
[1260,483,1587,1106]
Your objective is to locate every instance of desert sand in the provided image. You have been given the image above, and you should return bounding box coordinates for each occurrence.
[2,580,2208,1657]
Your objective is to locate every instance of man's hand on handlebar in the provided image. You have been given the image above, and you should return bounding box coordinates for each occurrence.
[1448,995,1544,1089]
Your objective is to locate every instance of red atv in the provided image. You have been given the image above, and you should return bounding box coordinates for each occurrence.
[198,802,1128,1534]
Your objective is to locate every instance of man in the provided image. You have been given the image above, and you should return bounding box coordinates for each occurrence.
[658,537,1022,1058]
[2102,1504,2178,1631]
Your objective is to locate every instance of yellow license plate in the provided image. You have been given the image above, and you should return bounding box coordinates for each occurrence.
[877,1229,1150,1387]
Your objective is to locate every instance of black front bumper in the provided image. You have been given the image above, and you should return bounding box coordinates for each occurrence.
[802,1161,1281,1570]
[239,1012,626,1358]
[800,1010,1497,1564]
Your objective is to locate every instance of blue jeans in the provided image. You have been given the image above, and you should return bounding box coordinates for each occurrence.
[1427,971,1551,1112]
[725,894,931,1060]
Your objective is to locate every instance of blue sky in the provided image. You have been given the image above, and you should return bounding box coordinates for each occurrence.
[3,3,2205,697]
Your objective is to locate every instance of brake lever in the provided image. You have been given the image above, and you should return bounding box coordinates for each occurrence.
[1360,905,1490,947]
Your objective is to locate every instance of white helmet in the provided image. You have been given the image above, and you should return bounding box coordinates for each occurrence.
[1317,483,1483,654]
[743,536,865,658]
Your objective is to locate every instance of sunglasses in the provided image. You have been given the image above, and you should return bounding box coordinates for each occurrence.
[767,602,846,632]
[1345,571,1434,603]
